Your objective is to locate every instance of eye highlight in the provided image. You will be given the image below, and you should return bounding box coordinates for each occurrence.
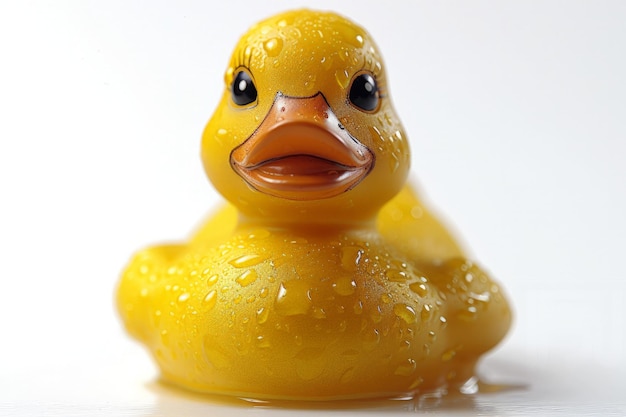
[231,70,257,106]
[348,72,379,112]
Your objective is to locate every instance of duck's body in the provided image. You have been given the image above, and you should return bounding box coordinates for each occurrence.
[117,9,511,401]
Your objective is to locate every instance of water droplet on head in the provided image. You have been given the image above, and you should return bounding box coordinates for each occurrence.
[263,37,283,57]
[335,69,350,88]
[470,291,491,303]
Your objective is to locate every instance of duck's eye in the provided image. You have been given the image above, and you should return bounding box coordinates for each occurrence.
[231,70,257,106]
[349,73,379,112]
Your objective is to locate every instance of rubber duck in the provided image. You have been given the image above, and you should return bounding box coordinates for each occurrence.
[117,9,511,401]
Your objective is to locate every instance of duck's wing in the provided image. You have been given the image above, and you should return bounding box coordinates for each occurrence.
[188,203,238,248]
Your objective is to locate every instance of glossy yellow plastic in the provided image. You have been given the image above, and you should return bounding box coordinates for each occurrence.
[117,9,511,401]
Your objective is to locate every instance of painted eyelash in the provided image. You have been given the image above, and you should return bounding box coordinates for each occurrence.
[357,62,387,98]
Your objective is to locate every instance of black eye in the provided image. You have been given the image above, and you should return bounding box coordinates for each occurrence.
[349,73,379,111]
[231,70,257,106]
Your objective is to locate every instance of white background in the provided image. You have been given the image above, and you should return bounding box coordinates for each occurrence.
[1,1,625,415]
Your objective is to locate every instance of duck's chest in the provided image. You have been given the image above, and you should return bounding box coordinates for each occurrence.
[178,228,440,323]
[193,228,426,288]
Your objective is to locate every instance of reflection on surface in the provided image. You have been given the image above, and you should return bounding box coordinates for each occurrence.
[134,353,626,416]
[143,375,526,416]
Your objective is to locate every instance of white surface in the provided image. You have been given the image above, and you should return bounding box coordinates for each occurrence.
[1,1,626,415]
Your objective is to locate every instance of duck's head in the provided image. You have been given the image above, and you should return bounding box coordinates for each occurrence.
[202,9,410,227]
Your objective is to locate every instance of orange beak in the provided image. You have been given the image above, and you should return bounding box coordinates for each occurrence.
[231,93,375,201]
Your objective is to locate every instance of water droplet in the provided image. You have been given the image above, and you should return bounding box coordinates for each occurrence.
[353,300,363,314]
[177,292,190,303]
[263,37,283,57]
[394,358,416,376]
[312,307,327,319]
[409,282,428,297]
[203,290,217,310]
[389,152,400,173]
[336,22,364,48]
[236,269,258,287]
[288,237,308,244]
[274,280,312,316]
[393,303,417,324]
[159,329,169,345]
[256,335,271,349]
[340,246,364,271]
[469,291,491,303]
[421,304,433,320]
[362,328,380,351]
[140,288,148,297]
[460,376,479,394]
[370,306,383,323]
[332,276,357,296]
[441,348,456,362]
[410,206,423,219]
[386,269,408,282]
[338,320,348,332]
[335,69,350,88]
[229,254,266,268]
[256,307,269,324]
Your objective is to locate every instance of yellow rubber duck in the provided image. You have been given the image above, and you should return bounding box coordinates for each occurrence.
[117,9,511,401]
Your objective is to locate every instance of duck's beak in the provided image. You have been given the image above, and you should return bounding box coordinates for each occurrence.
[231,93,375,201]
